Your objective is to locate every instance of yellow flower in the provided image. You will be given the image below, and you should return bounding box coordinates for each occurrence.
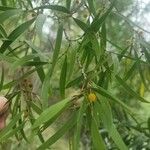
[88,93,97,103]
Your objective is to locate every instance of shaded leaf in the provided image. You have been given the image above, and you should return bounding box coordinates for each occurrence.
[60,56,67,98]
[0,66,4,91]
[115,75,149,103]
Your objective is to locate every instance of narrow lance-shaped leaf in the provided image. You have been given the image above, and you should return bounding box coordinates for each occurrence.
[123,61,137,81]
[89,0,115,33]
[87,0,96,16]
[32,98,70,129]
[110,125,128,150]
[73,99,87,150]
[37,112,77,150]
[0,9,22,23]
[100,22,106,53]
[115,75,149,103]
[0,112,22,140]
[67,48,77,81]
[118,46,130,61]
[134,49,148,89]
[0,66,4,91]
[60,56,67,98]
[90,33,101,61]
[91,82,134,113]
[0,122,25,142]
[66,0,71,10]
[147,117,150,133]
[73,18,88,31]
[27,0,33,8]
[33,5,70,14]
[96,95,128,150]
[0,18,36,53]
[11,54,39,69]
[0,25,7,38]
[25,40,46,83]
[91,116,106,150]
[41,24,63,108]
[0,6,16,11]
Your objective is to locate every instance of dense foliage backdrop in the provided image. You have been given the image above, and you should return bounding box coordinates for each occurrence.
[0,0,150,149]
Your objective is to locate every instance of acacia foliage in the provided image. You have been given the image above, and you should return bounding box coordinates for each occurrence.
[0,0,150,149]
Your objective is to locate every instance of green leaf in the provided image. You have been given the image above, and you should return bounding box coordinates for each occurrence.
[0,122,25,142]
[96,95,128,150]
[36,14,46,39]
[66,75,84,88]
[89,0,115,33]
[147,117,150,133]
[34,5,70,14]
[60,56,67,98]
[0,65,4,91]
[41,24,63,108]
[0,9,22,23]
[72,99,87,150]
[90,33,101,61]
[51,24,63,75]
[66,0,71,10]
[115,75,149,103]
[0,18,36,53]
[0,112,22,141]
[32,98,70,129]
[118,46,130,61]
[0,24,7,37]
[22,61,47,66]
[110,125,128,150]
[67,48,77,81]
[27,0,33,8]
[100,22,106,53]
[25,40,46,83]
[111,53,120,75]
[25,40,49,61]
[11,54,38,69]
[0,6,16,11]
[37,112,77,150]
[123,61,137,81]
[91,82,133,113]
[87,0,96,16]
[73,18,88,31]
[91,117,106,150]
[29,101,42,115]
[97,96,113,131]
[134,49,148,89]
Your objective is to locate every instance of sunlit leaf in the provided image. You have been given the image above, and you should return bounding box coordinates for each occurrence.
[0,9,22,23]
[32,98,70,129]
[0,18,36,53]
[37,112,77,150]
